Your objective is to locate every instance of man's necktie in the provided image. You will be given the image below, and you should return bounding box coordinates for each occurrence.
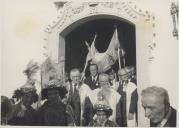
[74,84,78,93]
[92,77,95,83]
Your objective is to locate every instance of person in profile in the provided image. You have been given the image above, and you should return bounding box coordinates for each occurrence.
[141,86,177,127]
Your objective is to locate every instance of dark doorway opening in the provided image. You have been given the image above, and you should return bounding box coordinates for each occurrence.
[65,18,136,76]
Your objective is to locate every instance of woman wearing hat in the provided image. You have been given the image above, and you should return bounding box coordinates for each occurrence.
[8,83,38,125]
[88,93,117,127]
[37,81,74,126]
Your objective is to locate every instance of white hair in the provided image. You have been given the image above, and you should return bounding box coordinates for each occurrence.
[141,86,170,107]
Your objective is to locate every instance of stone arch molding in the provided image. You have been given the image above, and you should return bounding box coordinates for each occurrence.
[43,1,156,63]
[42,1,156,126]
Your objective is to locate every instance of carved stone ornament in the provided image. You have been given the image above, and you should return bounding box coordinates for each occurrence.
[170,2,178,40]
[43,1,156,64]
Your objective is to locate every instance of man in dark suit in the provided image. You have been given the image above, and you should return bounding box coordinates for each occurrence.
[141,86,177,127]
[66,68,91,126]
[84,64,99,90]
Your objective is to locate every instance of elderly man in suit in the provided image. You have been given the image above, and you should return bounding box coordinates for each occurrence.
[66,68,91,126]
[84,64,99,90]
[141,86,176,127]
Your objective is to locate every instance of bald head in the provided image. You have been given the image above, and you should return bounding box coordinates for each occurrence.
[70,68,81,84]
[98,73,110,88]
[118,68,129,80]
[141,86,170,106]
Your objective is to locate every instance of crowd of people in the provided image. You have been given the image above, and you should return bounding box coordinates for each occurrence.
[1,64,177,127]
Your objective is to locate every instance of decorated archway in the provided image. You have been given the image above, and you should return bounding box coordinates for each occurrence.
[42,1,156,126]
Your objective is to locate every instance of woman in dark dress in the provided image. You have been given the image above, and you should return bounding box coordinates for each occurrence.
[8,84,38,125]
[37,82,74,126]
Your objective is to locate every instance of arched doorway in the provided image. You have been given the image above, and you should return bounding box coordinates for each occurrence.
[44,2,155,126]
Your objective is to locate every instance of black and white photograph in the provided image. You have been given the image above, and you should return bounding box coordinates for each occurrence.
[1,0,178,127]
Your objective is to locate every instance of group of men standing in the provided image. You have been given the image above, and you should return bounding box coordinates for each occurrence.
[1,64,177,127]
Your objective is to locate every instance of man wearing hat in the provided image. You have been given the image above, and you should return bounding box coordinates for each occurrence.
[37,80,73,126]
[88,93,117,127]
[84,73,122,126]
[117,68,138,127]
[8,83,38,125]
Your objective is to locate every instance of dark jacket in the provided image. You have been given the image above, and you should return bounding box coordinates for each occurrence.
[84,76,99,90]
[89,119,118,127]
[67,82,81,126]
[8,103,37,126]
[150,106,176,127]
[37,101,71,126]
[117,81,138,127]
[83,97,94,126]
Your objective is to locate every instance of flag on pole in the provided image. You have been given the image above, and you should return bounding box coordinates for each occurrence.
[106,27,120,65]
[81,35,98,80]
[83,27,126,73]
[119,45,126,67]
[85,34,98,62]
[92,27,120,72]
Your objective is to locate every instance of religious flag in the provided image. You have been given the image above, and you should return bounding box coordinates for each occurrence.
[92,28,120,72]
[81,35,98,80]
[119,45,126,67]
[106,27,120,65]
[85,34,98,62]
